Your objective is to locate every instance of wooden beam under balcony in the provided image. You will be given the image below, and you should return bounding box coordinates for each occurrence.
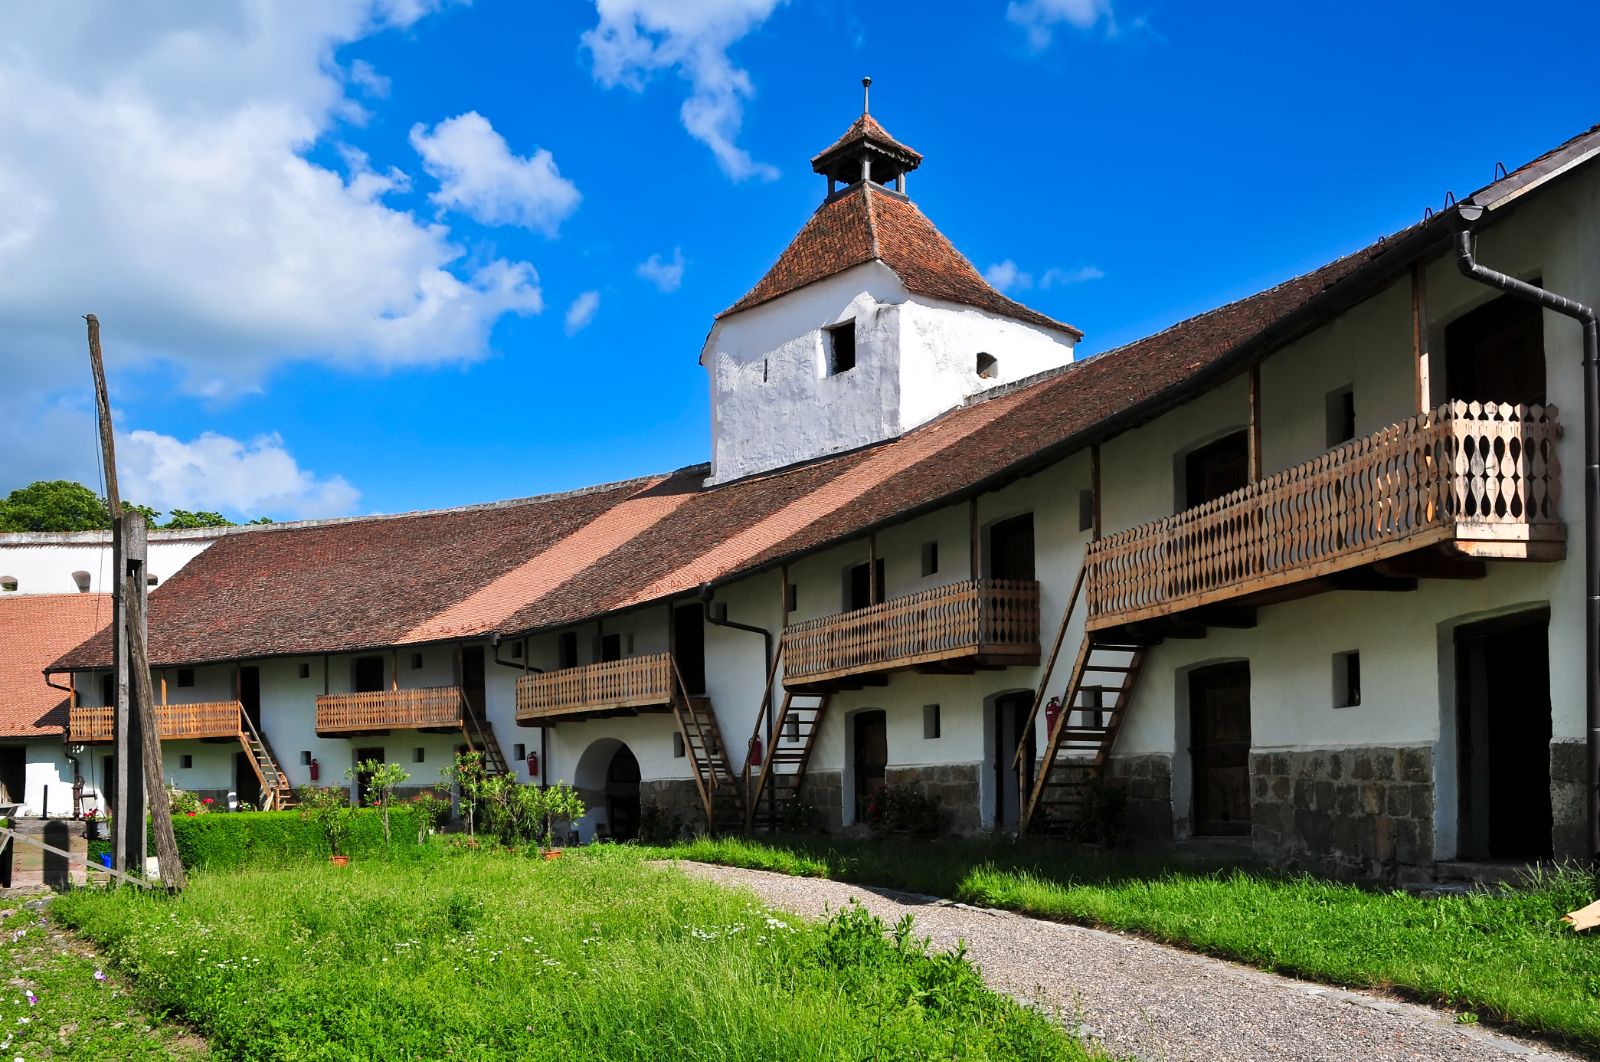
[516,652,676,725]
[69,700,242,745]
[315,686,464,736]
[1085,401,1565,632]
[782,578,1041,692]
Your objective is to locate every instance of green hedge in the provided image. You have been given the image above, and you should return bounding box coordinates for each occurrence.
[169,809,425,871]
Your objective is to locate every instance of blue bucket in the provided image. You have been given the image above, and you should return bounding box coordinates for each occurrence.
[99,852,112,869]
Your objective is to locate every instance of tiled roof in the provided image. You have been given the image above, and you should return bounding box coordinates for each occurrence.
[718,182,1082,336]
[811,114,923,170]
[0,594,111,738]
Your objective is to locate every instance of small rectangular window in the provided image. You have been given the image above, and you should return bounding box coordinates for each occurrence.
[672,732,686,758]
[825,321,856,375]
[176,668,195,688]
[300,751,312,766]
[923,704,941,740]
[513,743,526,761]
[920,541,939,577]
[1326,386,1356,447]
[510,641,524,659]
[180,754,193,769]
[410,652,424,669]
[784,582,798,613]
[297,662,311,679]
[1333,650,1361,708]
[413,747,426,764]
[1078,489,1095,533]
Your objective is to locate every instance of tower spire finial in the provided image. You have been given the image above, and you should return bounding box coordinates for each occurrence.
[862,76,871,115]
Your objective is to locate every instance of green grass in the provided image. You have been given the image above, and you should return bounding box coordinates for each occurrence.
[0,902,206,1059]
[653,834,1600,1049]
[51,846,1105,1061]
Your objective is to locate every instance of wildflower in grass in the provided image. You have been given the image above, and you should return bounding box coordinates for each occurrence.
[93,970,106,983]
[22,992,35,1007]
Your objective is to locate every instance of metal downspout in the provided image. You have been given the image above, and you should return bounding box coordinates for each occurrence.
[1455,212,1600,860]
[700,585,775,778]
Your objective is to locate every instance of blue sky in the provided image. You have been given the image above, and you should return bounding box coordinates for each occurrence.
[2,1,1598,520]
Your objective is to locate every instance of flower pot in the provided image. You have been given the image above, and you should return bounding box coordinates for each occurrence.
[329,855,350,867]
[541,848,563,861]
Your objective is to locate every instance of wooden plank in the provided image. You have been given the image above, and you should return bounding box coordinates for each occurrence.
[1247,364,1263,483]
[1412,262,1431,415]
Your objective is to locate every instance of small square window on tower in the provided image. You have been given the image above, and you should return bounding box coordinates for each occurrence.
[976,352,999,379]
[1333,650,1361,708]
[824,321,856,376]
[923,704,941,740]
[920,541,939,577]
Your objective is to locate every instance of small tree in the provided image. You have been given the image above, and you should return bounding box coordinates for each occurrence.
[443,751,488,837]
[532,782,586,851]
[349,760,409,845]
[410,789,451,845]
[298,787,353,856]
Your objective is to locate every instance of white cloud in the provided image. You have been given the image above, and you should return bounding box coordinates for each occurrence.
[985,260,1104,293]
[565,290,601,335]
[583,0,782,181]
[0,2,546,406]
[121,430,360,520]
[348,58,391,97]
[637,248,686,292]
[410,111,581,234]
[1007,0,1116,49]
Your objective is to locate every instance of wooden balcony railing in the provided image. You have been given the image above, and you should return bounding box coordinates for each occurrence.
[516,653,675,724]
[69,699,243,744]
[1085,401,1564,629]
[782,578,1041,689]
[315,686,464,734]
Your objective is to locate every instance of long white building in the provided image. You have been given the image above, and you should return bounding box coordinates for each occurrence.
[12,109,1600,881]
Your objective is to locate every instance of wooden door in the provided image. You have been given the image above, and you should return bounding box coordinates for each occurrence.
[1445,291,1545,406]
[1184,432,1249,508]
[673,604,707,695]
[845,559,884,611]
[461,646,486,720]
[353,656,384,693]
[987,514,1035,581]
[0,746,23,806]
[239,666,261,730]
[992,693,1034,828]
[853,710,888,822]
[1189,662,1251,836]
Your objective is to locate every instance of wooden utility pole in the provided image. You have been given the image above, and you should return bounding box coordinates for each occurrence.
[86,314,186,891]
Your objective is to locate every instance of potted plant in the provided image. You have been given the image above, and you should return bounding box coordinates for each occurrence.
[534,782,586,859]
[83,806,101,840]
[300,787,354,866]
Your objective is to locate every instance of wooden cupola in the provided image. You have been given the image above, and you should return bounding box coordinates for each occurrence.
[810,77,923,197]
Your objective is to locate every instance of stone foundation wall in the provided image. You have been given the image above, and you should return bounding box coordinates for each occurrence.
[1550,742,1587,860]
[1250,746,1433,880]
[1103,755,1173,841]
[796,769,843,830]
[884,763,981,834]
[639,779,708,836]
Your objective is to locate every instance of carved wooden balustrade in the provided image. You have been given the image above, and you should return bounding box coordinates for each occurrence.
[782,578,1041,690]
[314,686,464,734]
[1085,402,1564,629]
[515,652,675,724]
[69,699,243,744]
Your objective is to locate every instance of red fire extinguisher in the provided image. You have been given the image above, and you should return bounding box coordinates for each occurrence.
[747,734,764,768]
[526,751,539,778]
[309,758,320,782]
[1044,696,1063,736]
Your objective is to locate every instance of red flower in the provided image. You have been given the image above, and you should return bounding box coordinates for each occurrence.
[186,811,196,817]
[201,798,214,805]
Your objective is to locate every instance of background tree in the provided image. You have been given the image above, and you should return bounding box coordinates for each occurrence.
[162,509,235,529]
[0,480,110,531]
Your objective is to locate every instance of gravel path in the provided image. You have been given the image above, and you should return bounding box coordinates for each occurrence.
[669,861,1584,1062]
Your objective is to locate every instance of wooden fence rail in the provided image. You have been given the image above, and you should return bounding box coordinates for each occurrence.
[69,699,243,744]
[782,578,1041,686]
[1085,401,1563,628]
[516,653,675,723]
[315,687,463,733]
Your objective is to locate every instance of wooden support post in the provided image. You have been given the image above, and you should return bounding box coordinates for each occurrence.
[390,649,399,692]
[969,498,980,579]
[322,655,329,696]
[159,671,167,706]
[1412,263,1432,414]
[868,534,879,604]
[1247,364,1263,482]
[780,563,790,617]
[1089,445,1103,541]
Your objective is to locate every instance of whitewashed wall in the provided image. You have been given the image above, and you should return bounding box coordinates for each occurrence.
[0,533,217,595]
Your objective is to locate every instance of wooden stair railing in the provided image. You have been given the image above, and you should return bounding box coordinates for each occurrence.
[669,657,742,832]
[1014,564,1148,834]
[742,641,831,831]
[237,708,294,811]
[459,689,510,776]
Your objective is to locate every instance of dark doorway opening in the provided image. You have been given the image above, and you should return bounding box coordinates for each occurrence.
[852,710,888,823]
[0,746,24,806]
[353,656,385,693]
[673,604,707,695]
[353,747,384,805]
[599,633,622,662]
[606,745,642,841]
[557,632,578,669]
[1189,662,1252,836]
[1184,431,1250,509]
[239,666,261,731]
[234,751,261,809]
[844,559,885,611]
[1456,610,1552,862]
[461,646,486,721]
[987,513,1036,581]
[1445,290,1546,407]
[992,693,1034,829]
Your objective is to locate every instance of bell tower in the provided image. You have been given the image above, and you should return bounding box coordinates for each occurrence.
[810,78,923,197]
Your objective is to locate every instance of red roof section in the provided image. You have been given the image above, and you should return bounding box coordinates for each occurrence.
[718,183,1081,336]
[0,594,111,738]
[811,114,923,170]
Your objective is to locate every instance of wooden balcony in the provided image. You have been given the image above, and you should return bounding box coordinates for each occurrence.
[1085,401,1564,631]
[516,652,675,724]
[782,578,1041,692]
[315,686,464,735]
[69,699,242,744]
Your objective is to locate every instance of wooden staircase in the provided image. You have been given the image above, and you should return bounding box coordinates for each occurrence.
[670,659,742,832]
[238,710,294,811]
[1015,565,1148,834]
[460,692,511,776]
[745,688,831,831]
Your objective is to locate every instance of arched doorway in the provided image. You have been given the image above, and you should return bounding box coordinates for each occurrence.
[574,738,642,841]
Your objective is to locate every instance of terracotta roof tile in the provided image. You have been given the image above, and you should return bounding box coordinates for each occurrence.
[717,183,1081,336]
[811,114,923,169]
[0,594,111,737]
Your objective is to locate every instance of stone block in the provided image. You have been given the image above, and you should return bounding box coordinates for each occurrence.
[1399,747,1430,784]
